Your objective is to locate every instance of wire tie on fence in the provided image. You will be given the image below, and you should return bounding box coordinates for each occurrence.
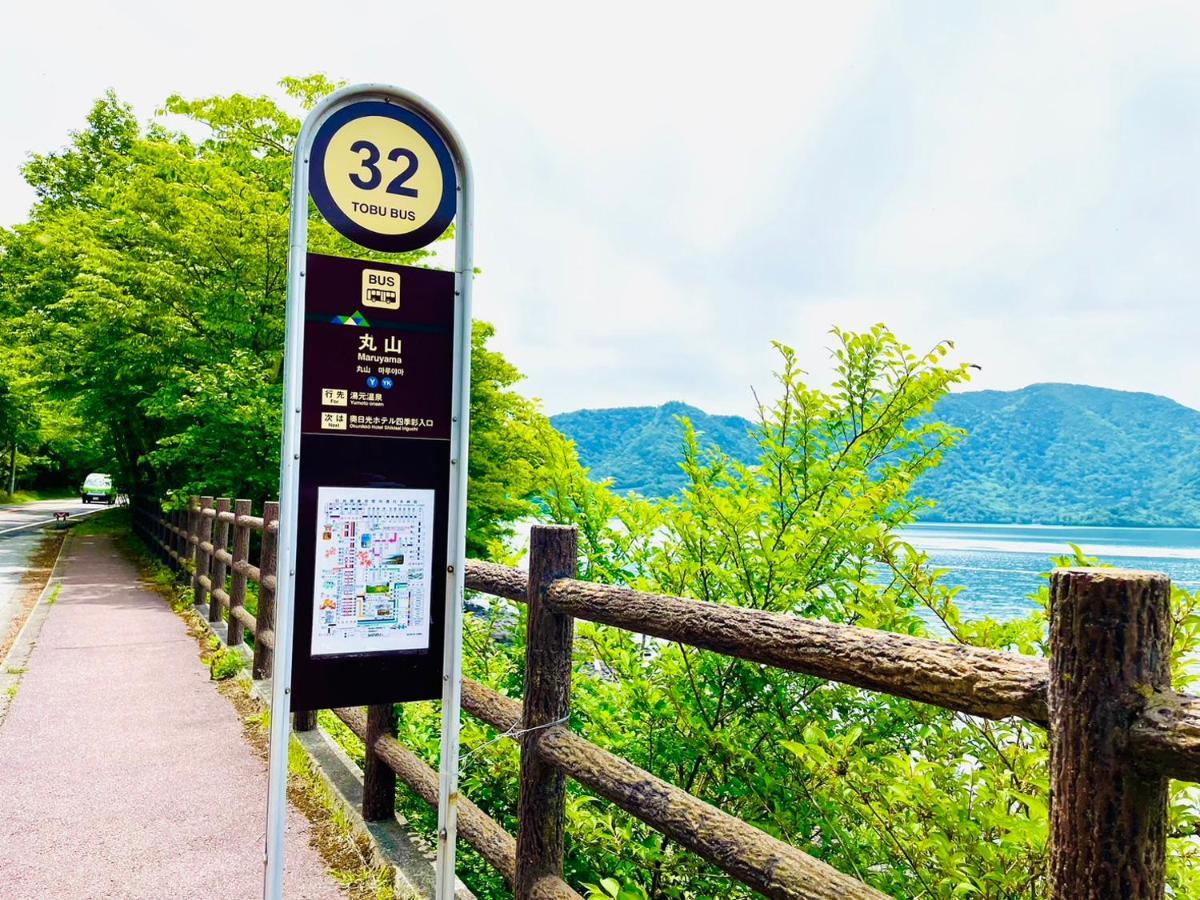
[460,713,570,761]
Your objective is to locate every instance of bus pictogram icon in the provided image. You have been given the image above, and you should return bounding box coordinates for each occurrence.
[362,269,400,309]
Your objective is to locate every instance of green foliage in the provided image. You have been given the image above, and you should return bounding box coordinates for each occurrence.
[0,488,75,505]
[465,321,542,558]
[209,647,245,681]
[0,78,547,553]
[21,89,139,211]
[786,542,1200,899]
[583,878,648,900]
[0,337,45,491]
[379,327,1199,898]
[549,401,758,498]
[537,328,988,896]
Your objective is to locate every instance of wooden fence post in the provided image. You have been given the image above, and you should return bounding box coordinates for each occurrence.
[293,709,317,732]
[193,496,213,610]
[137,502,148,550]
[151,505,162,560]
[210,498,231,623]
[186,496,200,571]
[253,501,279,680]
[515,525,579,897]
[1049,568,1172,899]
[362,704,398,820]
[169,510,179,570]
[227,499,251,645]
[180,508,190,570]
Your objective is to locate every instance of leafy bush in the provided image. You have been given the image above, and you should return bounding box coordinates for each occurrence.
[209,647,245,681]
[386,327,1200,897]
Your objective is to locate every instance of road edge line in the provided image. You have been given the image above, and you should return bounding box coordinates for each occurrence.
[0,505,110,538]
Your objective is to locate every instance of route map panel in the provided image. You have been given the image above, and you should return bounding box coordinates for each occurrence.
[310,486,434,657]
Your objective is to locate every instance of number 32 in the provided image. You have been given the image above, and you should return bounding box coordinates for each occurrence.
[348,140,419,197]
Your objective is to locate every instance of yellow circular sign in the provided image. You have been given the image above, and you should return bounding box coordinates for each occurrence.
[310,102,457,252]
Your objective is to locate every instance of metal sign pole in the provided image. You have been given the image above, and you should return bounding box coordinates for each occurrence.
[262,89,321,900]
[264,84,472,900]
[437,116,473,899]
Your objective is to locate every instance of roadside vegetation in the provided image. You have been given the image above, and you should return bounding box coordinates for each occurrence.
[0,488,75,506]
[3,77,1198,898]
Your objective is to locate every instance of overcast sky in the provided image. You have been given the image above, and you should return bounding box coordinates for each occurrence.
[2,2,1198,415]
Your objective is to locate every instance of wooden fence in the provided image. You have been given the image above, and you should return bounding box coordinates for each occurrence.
[132,496,1200,899]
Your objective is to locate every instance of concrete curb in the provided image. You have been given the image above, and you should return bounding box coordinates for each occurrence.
[0,529,72,726]
[195,601,475,900]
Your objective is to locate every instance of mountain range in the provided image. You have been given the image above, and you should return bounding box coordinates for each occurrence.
[549,384,1200,528]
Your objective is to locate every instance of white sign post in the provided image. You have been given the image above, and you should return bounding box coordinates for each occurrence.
[265,84,473,900]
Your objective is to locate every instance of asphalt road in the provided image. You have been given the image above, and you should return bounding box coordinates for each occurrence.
[0,497,99,535]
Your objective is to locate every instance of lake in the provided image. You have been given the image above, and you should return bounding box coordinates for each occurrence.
[511,519,1200,624]
[900,523,1200,622]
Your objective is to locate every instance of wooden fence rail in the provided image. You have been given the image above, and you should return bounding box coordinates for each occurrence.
[131,498,1200,900]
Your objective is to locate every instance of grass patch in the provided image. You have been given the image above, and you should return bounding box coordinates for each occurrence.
[223,687,406,899]
[287,732,403,899]
[209,646,245,680]
[318,709,367,769]
[45,583,61,606]
[0,488,75,506]
[71,507,130,536]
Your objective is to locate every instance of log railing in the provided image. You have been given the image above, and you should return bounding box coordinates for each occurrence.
[132,497,1200,900]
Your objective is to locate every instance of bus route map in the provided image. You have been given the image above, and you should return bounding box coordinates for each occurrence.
[310,486,434,656]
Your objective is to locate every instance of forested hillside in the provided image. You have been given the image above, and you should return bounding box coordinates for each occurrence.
[549,401,758,496]
[552,383,1200,527]
[920,383,1200,526]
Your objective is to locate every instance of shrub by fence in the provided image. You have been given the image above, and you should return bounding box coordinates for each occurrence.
[132,496,1200,899]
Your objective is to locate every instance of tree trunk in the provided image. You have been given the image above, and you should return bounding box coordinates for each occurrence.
[8,442,15,496]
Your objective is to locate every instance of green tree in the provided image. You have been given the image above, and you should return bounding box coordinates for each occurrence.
[0,367,39,495]
[539,327,984,896]
[466,320,542,557]
[0,77,545,552]
[388,326,1198,899]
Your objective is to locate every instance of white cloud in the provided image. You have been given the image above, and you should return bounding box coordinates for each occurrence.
[2,1,1199,415]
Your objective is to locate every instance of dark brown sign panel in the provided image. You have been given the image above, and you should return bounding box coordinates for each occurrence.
[290,252,456,711]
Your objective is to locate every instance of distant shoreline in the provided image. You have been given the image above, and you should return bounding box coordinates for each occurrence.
[910,520,1200,532]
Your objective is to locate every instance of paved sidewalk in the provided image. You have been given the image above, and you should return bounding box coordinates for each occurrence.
[0,533,345,899]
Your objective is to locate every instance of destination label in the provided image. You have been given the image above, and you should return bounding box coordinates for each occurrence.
[301,253,454,440]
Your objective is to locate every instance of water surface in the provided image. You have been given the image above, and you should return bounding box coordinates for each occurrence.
[900,523,1200,621]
